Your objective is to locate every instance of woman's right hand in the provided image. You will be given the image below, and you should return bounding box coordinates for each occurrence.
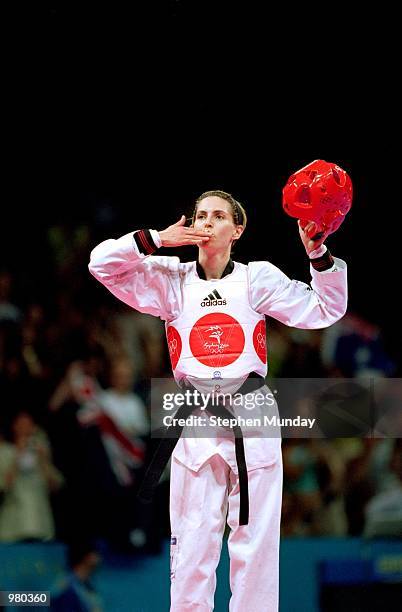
[159,215,211,247]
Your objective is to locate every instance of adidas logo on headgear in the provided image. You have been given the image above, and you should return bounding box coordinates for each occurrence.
[201,289,227,307]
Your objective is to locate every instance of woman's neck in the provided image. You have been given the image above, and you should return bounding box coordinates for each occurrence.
[198,249,231,280]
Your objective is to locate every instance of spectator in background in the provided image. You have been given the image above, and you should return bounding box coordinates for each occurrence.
[97,355,150,550]
[282,439,322,530]
[49,356,148,486]
[343,438,380,535]
[321,311,395,377]
[309,440,348,536]
[48,356,152,551]
[282,439,348,536]
[112,304,165,381]
[98,355,149,440]
[50,540,103,612]
[0,411,64,542]
[363,439,402,538]
[0,315,50,429]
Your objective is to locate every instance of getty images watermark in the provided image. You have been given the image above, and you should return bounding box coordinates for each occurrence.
[160,388,314,430]
[150,377,402,439]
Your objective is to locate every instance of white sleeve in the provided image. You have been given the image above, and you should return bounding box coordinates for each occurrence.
[249,258,348,329]
[88,231,182,321]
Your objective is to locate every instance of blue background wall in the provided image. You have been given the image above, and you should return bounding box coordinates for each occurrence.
[1,538,401,611]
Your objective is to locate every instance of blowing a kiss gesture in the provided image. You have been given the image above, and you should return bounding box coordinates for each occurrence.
[159,215,212,247]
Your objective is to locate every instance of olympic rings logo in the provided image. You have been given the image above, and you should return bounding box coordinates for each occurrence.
[168,338,178,354]
[257,332,266,349]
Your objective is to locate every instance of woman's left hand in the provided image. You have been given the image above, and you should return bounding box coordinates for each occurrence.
[298,220,330,256]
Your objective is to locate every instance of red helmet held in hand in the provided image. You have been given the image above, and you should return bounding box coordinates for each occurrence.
[282,159,353,239]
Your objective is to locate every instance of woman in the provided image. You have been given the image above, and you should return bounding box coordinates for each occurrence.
[0,411,64,542]
[89,190,347,611]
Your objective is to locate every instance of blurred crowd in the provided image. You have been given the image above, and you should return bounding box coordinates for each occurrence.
[1,224,401,558]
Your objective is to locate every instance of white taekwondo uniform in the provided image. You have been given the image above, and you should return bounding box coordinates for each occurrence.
[89,230,347,612]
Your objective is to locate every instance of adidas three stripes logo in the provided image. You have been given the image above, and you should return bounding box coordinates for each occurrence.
[200,289,227,307]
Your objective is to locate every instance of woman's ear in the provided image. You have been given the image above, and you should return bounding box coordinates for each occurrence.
[233,225,244,240]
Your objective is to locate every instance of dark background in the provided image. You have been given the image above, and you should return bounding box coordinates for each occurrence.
[3,2,400,363]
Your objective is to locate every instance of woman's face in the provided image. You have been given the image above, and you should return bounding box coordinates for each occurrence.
[12,412,35,439]
[110,359,134,392]
[193,196,243,252]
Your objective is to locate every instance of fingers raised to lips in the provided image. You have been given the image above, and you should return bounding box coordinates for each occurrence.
[186,228,212,236]
[185,234,210,242]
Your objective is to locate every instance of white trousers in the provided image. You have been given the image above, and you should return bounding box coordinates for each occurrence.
[169,452,283,612]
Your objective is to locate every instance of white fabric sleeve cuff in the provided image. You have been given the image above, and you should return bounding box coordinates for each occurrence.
[150,229,162,249]
[309,244,327,259]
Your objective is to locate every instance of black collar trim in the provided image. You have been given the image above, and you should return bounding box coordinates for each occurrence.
[196,259,234,280]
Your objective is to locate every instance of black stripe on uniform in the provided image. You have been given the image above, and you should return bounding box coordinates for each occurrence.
[310,249,335,271]
[133,229,158,255]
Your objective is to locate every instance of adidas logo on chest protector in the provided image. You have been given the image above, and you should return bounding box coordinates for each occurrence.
[201,289,227,307]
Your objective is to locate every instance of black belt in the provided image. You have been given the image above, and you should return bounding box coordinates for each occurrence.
[137,373,265,525]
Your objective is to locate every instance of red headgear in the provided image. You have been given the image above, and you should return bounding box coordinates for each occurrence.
[282,160,353,239]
